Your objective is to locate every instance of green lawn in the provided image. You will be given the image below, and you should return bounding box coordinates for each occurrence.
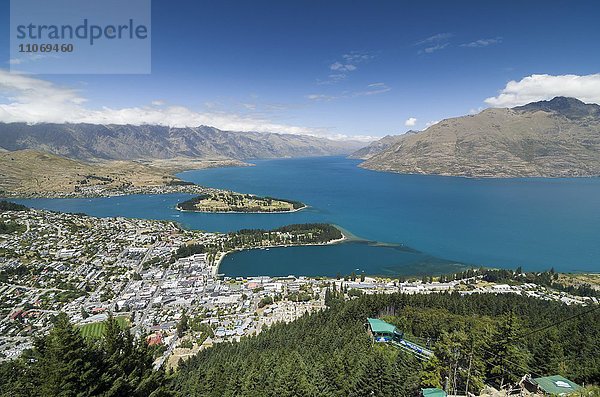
[79,316,129,338]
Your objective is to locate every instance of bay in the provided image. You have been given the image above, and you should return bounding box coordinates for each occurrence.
[10,156,600,275]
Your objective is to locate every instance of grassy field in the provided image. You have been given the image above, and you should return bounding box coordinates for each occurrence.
[79,316,130,338]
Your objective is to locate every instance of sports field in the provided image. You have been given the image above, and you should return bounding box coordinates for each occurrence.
[79,316,129,338]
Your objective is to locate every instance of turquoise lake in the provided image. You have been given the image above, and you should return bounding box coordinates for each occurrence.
[10,156,600,276]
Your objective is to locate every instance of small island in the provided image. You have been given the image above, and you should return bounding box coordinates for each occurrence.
[176,192,306,213]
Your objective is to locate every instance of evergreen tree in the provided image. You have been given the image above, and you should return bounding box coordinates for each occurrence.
[177,312,189,337]
[2,292,599,396]
[486,310,529,389]
[420,356,442,389]
[34,313,99,397]
[531,329,564,376]
[351,350,396,397]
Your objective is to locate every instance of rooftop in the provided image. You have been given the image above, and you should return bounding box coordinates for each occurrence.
[533,375,582,395]
[422,388,447,397]
[367,318,397,334]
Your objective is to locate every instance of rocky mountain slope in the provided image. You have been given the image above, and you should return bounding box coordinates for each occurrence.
[358,97,600,177]
[0,123,363,161]
[349,132,416,160]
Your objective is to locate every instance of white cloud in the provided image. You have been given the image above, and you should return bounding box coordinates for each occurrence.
[424,120,440,128]
[320,51,373,84]
[307,83,390,102]
[8,54,55,66]
[460,37,502,48]
[151,100,165,106]
[0,69,341,138]
[355,83,391,96]
[415,33,453,46]
[415,33,453,54]
[306,94,335,101]
[330,62,356,72]
[342,52,373,63]
[327,133,379,142]
[317,73,347,85]
[419,43,449,54]
[404,117,417,127]
[241,103,257,110]
[484,73,600,107]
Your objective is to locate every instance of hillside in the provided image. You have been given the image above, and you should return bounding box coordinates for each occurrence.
[0,123,363,161]
[349,131,420,160]
[0,150,190,197]
[359,97,600,177]
[349,134,407,160]
[2,291,598,396]
[170,292,600,396]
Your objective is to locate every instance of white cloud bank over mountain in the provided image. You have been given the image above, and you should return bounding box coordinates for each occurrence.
[0,70,375,141]
[485,73,600,107]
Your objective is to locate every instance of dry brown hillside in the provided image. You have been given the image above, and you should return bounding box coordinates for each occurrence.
[0,150,183,197]
[359,97,600,177]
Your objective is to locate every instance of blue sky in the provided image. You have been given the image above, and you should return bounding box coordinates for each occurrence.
[1,0,600,140]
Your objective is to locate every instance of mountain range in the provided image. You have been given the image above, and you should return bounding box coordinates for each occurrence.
[355,97,600,177]
[0,123,363,161]
[2,97,599,179]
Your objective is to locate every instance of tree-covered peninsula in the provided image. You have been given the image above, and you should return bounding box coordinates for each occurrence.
[226,223,343,248]
[170,223,344,266]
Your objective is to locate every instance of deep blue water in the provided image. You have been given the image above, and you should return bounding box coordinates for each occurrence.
[220,242,469,278]
[9,156,600,275]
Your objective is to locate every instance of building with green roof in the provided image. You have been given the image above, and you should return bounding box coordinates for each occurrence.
[366,318,402,342]
[421,387,447,397]
[522,375,582,395]
[366,318,434,360]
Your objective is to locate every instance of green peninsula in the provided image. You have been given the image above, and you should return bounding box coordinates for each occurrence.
[177,192,306,213]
